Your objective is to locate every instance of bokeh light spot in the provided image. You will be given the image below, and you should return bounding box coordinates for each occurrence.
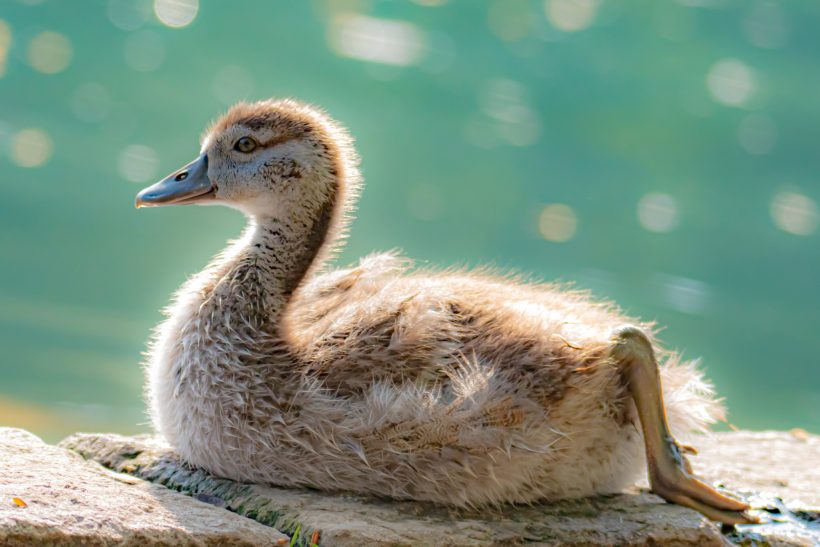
[0,20,11,78]
[479,78,542,146]
[11,128,52,168]
[497,113,541,146]
[108,0,152,31]
[637,193,678,233]
[420,31,456,74]
[329,15,425,66]
[656,274,710,314]
[737,113,777,155]
[124,30,165,72]
[770,190,818,236]
[480,79,529,115]
[706,58,756,107]
[154,0,199,29]
[539,204,577,242]
[212,65,255,105]
[118,144,159,183]
[545,0,597,32]
[743,2,788,49]
[27,31,72,74]
[71,83,112,123]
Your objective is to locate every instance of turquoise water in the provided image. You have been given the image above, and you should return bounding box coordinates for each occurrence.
[0,0,818,441]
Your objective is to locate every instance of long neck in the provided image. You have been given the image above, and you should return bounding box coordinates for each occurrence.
[253,204,335,300]
[208,193,338,332]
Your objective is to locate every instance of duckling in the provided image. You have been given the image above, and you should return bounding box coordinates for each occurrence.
[135,99,754,524]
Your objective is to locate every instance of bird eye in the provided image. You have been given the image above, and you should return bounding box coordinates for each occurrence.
[234,136,258,153]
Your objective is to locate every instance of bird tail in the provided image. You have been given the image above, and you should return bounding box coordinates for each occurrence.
[659,353,726,441]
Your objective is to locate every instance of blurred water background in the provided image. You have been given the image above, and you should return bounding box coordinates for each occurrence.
[0,0,818,442]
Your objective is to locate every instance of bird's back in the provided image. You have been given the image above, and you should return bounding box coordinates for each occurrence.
[283,252,637,399]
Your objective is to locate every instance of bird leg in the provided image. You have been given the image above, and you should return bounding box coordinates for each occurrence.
[610,326,757,525]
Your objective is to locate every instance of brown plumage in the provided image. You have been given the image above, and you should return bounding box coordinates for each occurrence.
[136,98,754,523]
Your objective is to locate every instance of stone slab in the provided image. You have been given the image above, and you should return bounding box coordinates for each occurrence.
[0,427,288,546]
[62,430,820,546]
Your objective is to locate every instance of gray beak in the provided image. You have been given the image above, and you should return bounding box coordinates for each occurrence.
[135,154,215,208]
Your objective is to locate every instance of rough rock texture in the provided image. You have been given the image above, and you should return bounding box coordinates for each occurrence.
[0,428,287,546]
[59,429,819,546]
[695,431,819,507]
[696,430,820,547]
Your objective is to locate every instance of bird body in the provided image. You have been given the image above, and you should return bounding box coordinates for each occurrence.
[149,242,715,506]
[137,99,752,521]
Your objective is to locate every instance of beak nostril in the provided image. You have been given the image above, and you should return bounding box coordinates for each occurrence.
[135,153,211,207]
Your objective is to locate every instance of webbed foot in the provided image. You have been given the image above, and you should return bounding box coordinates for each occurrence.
[649,437,758,525]
[609,326,758,525]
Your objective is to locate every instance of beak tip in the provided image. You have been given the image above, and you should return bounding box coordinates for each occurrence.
[133,153,211,209]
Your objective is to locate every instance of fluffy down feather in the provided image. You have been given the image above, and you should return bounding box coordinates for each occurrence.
[143,98,723,508]
[147,250,722,506]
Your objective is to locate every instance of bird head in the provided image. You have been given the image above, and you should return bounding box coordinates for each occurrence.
[135,99,360,226]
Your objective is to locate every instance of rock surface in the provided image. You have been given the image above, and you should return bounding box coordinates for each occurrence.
[58,429,819,546]
[1,425,817,546]
[0,427,288,546]
[695,430,819,507]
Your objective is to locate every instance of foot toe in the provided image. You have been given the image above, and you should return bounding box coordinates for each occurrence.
[673,494,759,525]
[680,443,698,455]
[684,477,750,512]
